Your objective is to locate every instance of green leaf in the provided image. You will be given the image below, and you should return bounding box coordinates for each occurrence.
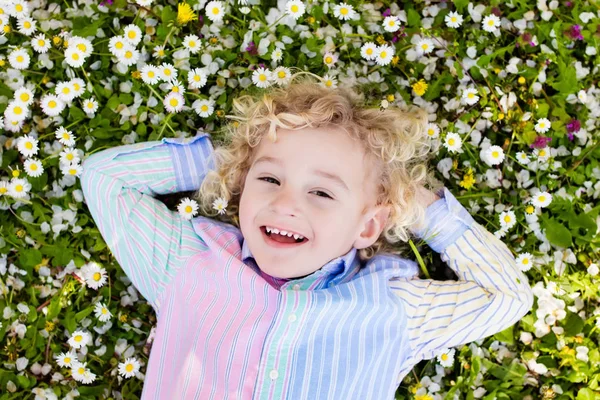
[406,8,421,27]
[550,57,578,96]
[453,0,469,12]
[576,388,596,400]
[19,249,42,273]
[543,219,573,248]
[47,296,62,320]
[75,306,94,322]
[71,16,107,37]
[16,374,30,388]
[563,313,585,336]
[161,5,176,24]
[493,325,514,345]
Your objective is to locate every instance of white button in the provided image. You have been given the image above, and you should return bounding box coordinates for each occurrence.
[288,314,297,322]
[292,284,301,290]
[269,369,279,380]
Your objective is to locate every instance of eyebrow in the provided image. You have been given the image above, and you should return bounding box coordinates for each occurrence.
[252,155,350,192]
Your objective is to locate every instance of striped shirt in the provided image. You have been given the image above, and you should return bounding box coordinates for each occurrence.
[80,132,534,400]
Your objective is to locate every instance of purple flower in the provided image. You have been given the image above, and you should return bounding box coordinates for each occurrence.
[569,25,584,41]
[567,133,574,141]
[99,0,112,6]
[566,119,581,133]
[382,8,391,17]
[245,41,258,56]
[530,135,552,149]
[565,1,572,6]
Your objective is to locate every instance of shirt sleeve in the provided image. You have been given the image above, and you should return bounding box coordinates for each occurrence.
[389,187,535,369]
[80,132,216,312]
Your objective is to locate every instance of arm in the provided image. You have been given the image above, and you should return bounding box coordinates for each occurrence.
[80,132,215,311]
[390,187,534,368]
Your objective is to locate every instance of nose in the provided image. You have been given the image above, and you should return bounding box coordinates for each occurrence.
[269,184,300,217]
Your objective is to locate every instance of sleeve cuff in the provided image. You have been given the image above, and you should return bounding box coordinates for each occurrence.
[162,131,216,192]
[411,187,476,253]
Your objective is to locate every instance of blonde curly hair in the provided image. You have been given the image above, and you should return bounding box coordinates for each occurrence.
[195,71,441,262]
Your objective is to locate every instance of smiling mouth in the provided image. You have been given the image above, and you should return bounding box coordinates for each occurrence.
[260,226,308,244]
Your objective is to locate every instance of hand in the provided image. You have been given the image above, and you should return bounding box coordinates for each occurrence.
[415,186,441,208]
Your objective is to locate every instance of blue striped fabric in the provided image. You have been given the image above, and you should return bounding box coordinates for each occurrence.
[80,133,535,399]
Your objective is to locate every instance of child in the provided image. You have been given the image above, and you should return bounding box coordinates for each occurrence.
[80,73,534,399]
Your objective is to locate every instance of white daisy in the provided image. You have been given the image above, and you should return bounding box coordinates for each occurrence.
[416,38,434,55]
[64,47,86,68]
[17,16,36,36]
[271,47,283,63]
[499,210,517,230]
[332,2,355,20]
[192,98,215,118]
[8,48,30,70]
[482,14,501,33]
[212,197,228,215]
[93,302,112,322]
[8,177,31,198]
[82,262,108,289]
[375,44,394,66]
[70,78,86,97]
[159,63,177,81]
[61,162,83,178]
[285,0,305,19]
[445,11,463,28]
[14,87,34,106]
[141,64,161,85]
[31,34,50,53]
[123,24,142,46]
[82,98,99,114]
[382,15,401,32]
[484,145,505,165]
[68,330,92,349]
[188,67,208,89]
[56,81,77,103]
[166,79,185,95]
[530,191,552,208]
[516,151,530,165]
[534,118,551,133]
[24,158,43,177]
[152,44,166,59]
[436,348,455,368]
[321,74,338,88]
[136,0,153,6]
[0,180,8,196]
[69,36,93,57]
[17,134,38,158]
[163,92,185,113]
[252,67,272,88]
[360,42,378,60]
[55,351,77,368]
[271,66,291,85]
[323,52,337,68]
[462,87,479,105]
[118,46,140,67]
[425,123,440,139]
[183,34,201,54]
[118,357,141,378]
[55,127,76,146]
[177,197,199,220]
[515,252,533,272]
[205,1,225,22]
[59,147,81,165]
[10,0,29,19]
[443,132,463,153]
[4,118,24,133]
[5,100,28,122]
[533,147,551,162]
[71,361,96,384]
[109,35,128,57]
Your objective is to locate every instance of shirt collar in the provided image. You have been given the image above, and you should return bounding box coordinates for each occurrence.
[241,236,361,290]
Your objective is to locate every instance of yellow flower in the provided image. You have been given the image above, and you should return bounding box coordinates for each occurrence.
[131,70,141,79]
[386,94,395,102]
[415,394,434,400]
[460,168,476,190]
[412,79,428,96]
[177,2,197,25]
[375,35,386,45]
[518,76,526,84]
[391,55,399,66]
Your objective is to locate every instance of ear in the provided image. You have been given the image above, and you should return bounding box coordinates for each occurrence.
[353,204,391,250]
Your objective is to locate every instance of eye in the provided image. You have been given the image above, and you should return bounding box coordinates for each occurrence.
[257,177,334,200]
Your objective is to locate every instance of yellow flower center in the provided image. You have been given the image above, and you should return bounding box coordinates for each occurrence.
[468,93,475,99]
[62,87,70,94]
[62,133,70,140]
[291,4,298,12]
[38,39,45,47]
[126,364,134,372]
[492,151,499,158]
[539,150,546,157]
[14,106,22,114]
[448,138,455,146]
[170,98,178,107]
[523,258,529,264]
[15,184,23,192]
[451,17,457,22]
[504,215,511,223]
[340,7,348,15]
[31,164,37,170]
[24,21,31,28]
[20,93,29,101]
[380,51,387,58]
[259,74,267,81]
[325,56,332,63]
[128,31,136,39]
[148,71,155,78]
[125,51,132,59]
[278,71,286,78]
[539,196,545,202]
[185,205,192,213]
[193,75,200,81]
[69,168,77,175]
[201,105,208,111]
[0,187,6,194]
[72,53,79,60]
[16,55,24,63]
[116,42,123,49]
[77,43,86,52]
[25,142,32,149]
[16,4,23,12]
[74,335,82,342]
[189,40,196,47]
[67,153,74,160]
[93,272,101,281]
[212,7,219,14]
[102,308,107,314]
[421,44,429,50]
[441,354,448,360]
[366,48,373,55]
[64,357,71,364]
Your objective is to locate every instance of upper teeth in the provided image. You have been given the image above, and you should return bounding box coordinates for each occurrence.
[265,226,305,240]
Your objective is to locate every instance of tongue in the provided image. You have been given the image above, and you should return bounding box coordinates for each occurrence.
[271,233,298,244]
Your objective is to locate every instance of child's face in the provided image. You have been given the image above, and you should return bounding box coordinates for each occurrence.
[238,126,390,280]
